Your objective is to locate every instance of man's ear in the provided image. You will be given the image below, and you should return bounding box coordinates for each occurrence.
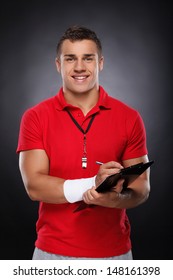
[55,57,61,73]
[99,56,104,71]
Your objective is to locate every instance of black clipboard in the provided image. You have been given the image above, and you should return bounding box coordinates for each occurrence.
[74,160,154,212]
[96,160,154,193]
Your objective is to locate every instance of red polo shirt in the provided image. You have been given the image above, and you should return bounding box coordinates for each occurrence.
[17,86,147,257]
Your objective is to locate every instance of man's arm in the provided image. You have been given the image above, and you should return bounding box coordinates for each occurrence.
[19,149,124,205]
[19,149,67,204]
[83,155,151,209]
[19,149,100,204]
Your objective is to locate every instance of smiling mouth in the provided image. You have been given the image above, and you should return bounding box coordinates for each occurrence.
[72,75,89,81]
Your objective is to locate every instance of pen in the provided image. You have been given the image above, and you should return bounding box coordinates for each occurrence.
[96,161,103,165]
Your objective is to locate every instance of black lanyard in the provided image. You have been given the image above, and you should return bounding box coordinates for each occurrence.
[66,110,96,168]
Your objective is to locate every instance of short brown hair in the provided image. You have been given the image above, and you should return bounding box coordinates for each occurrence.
[56,25,102,58]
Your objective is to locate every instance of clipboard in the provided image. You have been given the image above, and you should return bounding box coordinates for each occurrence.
[96,160,154,193]
[74,160,154,213]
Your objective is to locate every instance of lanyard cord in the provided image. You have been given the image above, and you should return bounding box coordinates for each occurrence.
[66,110,96,134]
[66,110,96,168]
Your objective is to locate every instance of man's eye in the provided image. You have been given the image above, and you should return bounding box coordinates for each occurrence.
[85,57,93,61]
[66,57,75,62]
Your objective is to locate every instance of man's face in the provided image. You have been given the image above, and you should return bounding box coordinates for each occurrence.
[56,39,104,94]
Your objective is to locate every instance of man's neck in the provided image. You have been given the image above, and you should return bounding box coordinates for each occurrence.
[63,88,99,116]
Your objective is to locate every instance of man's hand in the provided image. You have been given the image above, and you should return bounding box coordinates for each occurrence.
[82,178,125,208]
[95,161,123,187]
[83,161,124,208]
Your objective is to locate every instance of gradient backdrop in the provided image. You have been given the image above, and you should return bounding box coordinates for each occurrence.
[0,0,172,259]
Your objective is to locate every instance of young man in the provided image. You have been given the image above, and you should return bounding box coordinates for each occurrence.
[17,26,151,260]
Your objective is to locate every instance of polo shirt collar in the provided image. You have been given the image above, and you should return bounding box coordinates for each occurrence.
[55,86,111,112]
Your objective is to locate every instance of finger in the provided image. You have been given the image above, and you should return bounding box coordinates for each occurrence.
[83,189,94,202]
[83,187,99,203]
[102,168,121,176]
[90,187,100,199]
[101,161,123,169]
[99,162,124,177]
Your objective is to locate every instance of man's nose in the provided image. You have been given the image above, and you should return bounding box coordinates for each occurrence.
[74,59,85,71]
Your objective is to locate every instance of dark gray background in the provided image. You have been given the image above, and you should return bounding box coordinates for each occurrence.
[1,0,172,259]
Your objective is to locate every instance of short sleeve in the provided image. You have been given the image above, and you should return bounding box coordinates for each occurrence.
[122,112,148,160]
[16,108,44,153]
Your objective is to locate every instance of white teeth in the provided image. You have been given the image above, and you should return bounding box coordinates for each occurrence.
[74,76,86,80]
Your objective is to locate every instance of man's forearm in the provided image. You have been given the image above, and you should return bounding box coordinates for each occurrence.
[23,173,96,204]
[115,184,150,209]
[23,173,66,204]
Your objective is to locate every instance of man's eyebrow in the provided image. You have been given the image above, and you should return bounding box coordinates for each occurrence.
[83,54,95,57]
[64,54,76,57]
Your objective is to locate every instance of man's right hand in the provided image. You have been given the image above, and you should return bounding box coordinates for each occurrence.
[95,161,124,187]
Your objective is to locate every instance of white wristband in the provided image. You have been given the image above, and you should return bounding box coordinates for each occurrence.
[63,176,96,203]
